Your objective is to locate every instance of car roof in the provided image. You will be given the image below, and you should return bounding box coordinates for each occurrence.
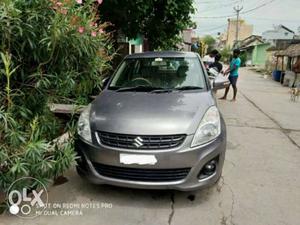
[125,51,199,59]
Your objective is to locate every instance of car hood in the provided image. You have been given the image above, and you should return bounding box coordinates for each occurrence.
[90,90,215,135]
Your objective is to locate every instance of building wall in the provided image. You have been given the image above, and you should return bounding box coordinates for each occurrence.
[181,29,195,51]
[217,32,227,49]
[252,43,271,66]
[226,19,253,47]
[265,50,288,72]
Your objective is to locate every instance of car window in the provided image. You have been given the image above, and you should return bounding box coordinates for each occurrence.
[109,57,206,90]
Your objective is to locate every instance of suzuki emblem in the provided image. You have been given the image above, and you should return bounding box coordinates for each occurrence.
[133,137,144,148]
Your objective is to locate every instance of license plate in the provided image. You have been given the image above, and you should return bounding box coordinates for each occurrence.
[120,154,157,165]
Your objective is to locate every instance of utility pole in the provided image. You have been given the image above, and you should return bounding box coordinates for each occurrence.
[233,5,243,45]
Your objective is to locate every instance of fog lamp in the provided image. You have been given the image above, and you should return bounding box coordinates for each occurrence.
[198,158,218,180]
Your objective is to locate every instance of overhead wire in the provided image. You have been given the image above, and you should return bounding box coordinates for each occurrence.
[195,24,227,32]
[193,0,277,19]
[195,0,241,4]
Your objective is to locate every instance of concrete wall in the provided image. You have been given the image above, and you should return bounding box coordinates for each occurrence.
[181,29,195,51]
[252,43,271,66]
[226,19,253,47]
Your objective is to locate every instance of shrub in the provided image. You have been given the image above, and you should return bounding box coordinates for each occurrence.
[0,0,115,202]
[220,46,232,64]
[239,52,247,67]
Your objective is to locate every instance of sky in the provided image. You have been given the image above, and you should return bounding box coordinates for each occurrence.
[192,0,300,37]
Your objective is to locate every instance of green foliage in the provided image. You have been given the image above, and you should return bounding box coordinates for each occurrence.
[0,107,77,191]
[0,0,115,199]
[99,0,195,50]
[220,46,232,64]
[202,35,216,53]
[0,0,115,105]
[239,52,247,67]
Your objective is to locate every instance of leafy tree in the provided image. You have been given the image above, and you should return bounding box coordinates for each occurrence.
[220,46,232,63]
[0,0,115,204]
[98,0,195,50]
[202,35,216,53]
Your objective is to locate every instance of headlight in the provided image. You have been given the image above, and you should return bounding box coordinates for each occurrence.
[77,104,92,142]
[191,106,221,147]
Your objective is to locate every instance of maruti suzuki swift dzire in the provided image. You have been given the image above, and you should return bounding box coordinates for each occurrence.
[75,51,226,191]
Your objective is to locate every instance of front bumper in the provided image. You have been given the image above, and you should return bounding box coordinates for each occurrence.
[75,124,226,191]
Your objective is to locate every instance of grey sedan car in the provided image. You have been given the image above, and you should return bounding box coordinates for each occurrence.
[75,51,226,191]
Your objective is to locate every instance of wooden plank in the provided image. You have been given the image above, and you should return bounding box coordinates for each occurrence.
[48,103,87,114]
[52,132,70,145]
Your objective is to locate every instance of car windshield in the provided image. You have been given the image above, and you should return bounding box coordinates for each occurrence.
[109,57,206,91]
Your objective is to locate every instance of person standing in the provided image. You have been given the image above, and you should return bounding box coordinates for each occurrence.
[209,53,223,73]
[220,49,241,101]
[203,49,219,69]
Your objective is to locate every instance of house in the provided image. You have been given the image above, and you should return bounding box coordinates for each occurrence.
[217,32,227,50]
[113,31,145,68]
[116,31,144,55]
[273,42,300,86]
[223,19,253,48]
[260,25,297,72]
[262,25,295,45]
[177,29,196,51]
[239,35,263,46]
[239,35,271,66]
[265,40,292,71]
[128,34,144,54]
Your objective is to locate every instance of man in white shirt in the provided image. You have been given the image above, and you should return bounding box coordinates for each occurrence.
[203,49,219,69]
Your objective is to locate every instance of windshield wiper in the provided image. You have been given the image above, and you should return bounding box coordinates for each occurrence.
[151,86,203,93]
[116,86,160,92]
[174,86,203,91]
[115,85,203,93]
[150,88,173,93]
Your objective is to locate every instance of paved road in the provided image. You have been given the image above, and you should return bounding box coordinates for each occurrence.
[2,68,300,225]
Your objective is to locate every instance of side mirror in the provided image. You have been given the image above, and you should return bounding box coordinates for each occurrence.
[207,68,230,91]
[212,75,230,91]
[101,77,110,89]
[208,68,219,78]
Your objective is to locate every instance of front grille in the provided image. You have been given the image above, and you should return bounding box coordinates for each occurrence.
[96,131,186,150]
[92,162,191,182]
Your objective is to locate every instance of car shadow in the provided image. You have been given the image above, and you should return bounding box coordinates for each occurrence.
[51,167,219,210]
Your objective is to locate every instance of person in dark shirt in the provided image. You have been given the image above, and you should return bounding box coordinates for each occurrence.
[203,49,219,68]
[209,53,223,73]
